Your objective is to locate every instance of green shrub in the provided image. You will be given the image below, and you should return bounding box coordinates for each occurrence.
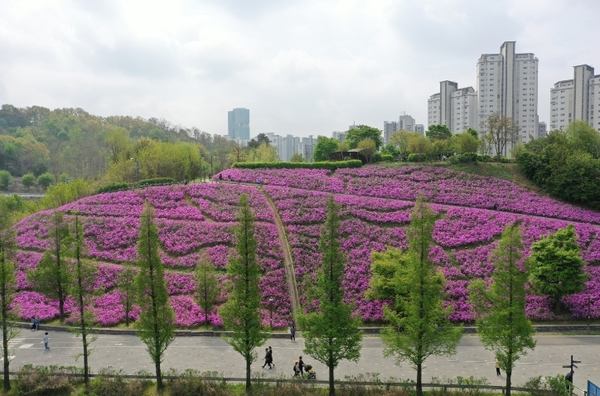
[407,153,427,162]
[22,173,36,190]
[232,160,362,171]
[371,153,383,163]
[96,182,131,194]
[89,367,150,396]
[0,170,13,190]
[14,364,82,396]
[480,154,492,162]
[58,173,70,183]
[37,172,55,189]
[5,194,25,211]
[166,369,230,396]
[137,177,175,187]
[523,375,570,396]
[380,154,394,162]
[499,156,511,163]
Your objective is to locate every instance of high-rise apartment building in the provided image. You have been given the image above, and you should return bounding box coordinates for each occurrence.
[266,132,316,162]
[550,64,600,130]
[538,121,547,138]
[399,114,415,132]
[427,81,477,133]
[383,121,398,144]
[227,108,250,140]
[415,124,425,134]
[477,41,538,145]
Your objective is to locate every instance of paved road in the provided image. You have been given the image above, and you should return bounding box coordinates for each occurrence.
[6,332,599,391]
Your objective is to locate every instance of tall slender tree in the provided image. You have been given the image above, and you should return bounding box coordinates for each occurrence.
[135,204,175,393]
[64,213,98,390]
[27,211,71,322]
[300,196,362,396]
[195,252,220,326]
[118,267,137,327]
[370,198,462,396]
[0,203,20,392]
[469,224,536,396]
[219,194,269,393]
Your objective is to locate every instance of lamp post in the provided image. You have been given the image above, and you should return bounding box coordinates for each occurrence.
[269,297,274,329]
[588,295,592,333]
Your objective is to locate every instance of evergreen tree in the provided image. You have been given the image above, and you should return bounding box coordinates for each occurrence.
[134,204,175,393]
[27,211,71,322]
[300,196,362,396]
[195,252,220,326]
[372,198,462,396]
[528,225,587,314]
[219,194,269,393]
[65,213,98,390]
[469,224,536,396]
[0,203,20,392]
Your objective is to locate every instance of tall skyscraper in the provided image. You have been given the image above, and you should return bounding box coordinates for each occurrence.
[383,121,398,144]
[477,41,538,145]
[228,108,250,140]
[550,64,600,130]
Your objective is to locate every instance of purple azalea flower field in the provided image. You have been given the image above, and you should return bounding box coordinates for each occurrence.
[10,165,600,328]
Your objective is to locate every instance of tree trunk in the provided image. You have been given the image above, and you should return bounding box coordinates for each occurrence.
[2,322,9,392]
[246,358,252,393]
[506,370,512,396]
[416,361,423,396]
[155,361,163,393]
[329,364,335,396]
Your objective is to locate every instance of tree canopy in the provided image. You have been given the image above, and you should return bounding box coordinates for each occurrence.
[426,124,452,141]
[345,125,383,150]
[313,136,340,162]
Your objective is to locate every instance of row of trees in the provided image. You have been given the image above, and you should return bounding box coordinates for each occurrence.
[517,120,600,209]
[0,169,58,190]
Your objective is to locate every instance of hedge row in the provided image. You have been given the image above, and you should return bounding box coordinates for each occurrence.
[96,178,176,194]
[232,160,363,171]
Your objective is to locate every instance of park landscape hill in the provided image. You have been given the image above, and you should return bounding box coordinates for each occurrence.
[10,165,600,329]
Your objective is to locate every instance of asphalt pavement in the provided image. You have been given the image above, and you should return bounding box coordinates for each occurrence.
[6,331,599,391]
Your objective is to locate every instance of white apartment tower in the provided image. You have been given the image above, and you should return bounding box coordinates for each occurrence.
[477,41,539,145]
[383,121,398,144]
[427,81,477,133]
[550,64,600,130]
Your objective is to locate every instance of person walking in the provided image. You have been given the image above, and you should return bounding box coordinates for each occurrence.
[268,346,274,368]
[262,348,270,369]
[43,332,50,350]
[495,358,501,376]
[298,356,305,375]
[289,323,296,342]
[34,316,40,331]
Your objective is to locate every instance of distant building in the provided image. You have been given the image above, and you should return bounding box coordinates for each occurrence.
[550,64,600,130]
[383,121,398,144]
[415,124,425,134]
[399,114,415,132]
[332,131,347,141]
[228,108,250,140]
[265,132,316,162]
[538,121,547,138]
[428,81,477,134]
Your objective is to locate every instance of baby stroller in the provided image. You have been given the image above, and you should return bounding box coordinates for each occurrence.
[305,364,316,380]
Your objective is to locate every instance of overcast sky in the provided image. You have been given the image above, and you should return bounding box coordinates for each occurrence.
[1,0,599,138]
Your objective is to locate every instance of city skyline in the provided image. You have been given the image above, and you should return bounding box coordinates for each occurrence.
[1,1,600,138]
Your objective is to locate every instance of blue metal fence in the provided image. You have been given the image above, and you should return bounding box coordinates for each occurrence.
[589,380,599,396]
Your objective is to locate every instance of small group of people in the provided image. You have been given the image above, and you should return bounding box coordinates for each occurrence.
[262,346,274,369]
[293,356,315,379]
[30,317,40,331]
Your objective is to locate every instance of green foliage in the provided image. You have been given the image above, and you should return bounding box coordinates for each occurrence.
[232,160,362,170]
[165,369,229,396]
[426,125,452,141]
[375,198,462,396]
[448,153,479,164]
[381,144,400,158]
[27,211,71,322]
[37,172,55,188]
[0,170,12,190]
[89,367,151,396]
[289,152,306,162]
[380,154,394,162]
[40,179,92,209]
[14,364,82,395]
[314,136,341,162]
[247,133,271,149]
[58,173,70,183]
[469,225,535,396]
[195,253,220,327]
[21,172,36,189]
[219,194,269,392]
[346,125,383,150]
[299,196,362,396]
[452,132,480,154]
[407,153,427,162]
[524,374,571,396]
[134,204,175,392]
[137,177,175,187]
[528,225,587,313]
[368,248,411,312]
[96,182,131,194]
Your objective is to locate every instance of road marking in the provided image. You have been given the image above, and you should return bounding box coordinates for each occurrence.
[19,344,34,349]
[0,356,15,361]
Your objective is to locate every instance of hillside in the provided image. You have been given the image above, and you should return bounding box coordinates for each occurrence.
[10,166,600,327]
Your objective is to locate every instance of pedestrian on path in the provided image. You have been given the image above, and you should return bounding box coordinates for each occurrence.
[289,323,296,342]
[269,346,274,368]
[34,316,40,331]
[298,356,305,375]
[495,358,501,376]
[43,332,50,350]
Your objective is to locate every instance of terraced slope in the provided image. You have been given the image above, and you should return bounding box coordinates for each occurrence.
[10,166,600,327]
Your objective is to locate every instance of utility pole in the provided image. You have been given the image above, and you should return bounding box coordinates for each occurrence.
[562,355,580,395]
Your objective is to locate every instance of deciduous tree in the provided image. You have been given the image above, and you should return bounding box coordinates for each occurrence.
[220,194,269,393]
[195,253,220,326]
[119,267,137,327]
[300,196,362,396]
[314,136,340,162]
[346,125,383,150]
[481,112,519,160]
[426,124,452,141]
[370,198,462,396]
[135,204,175,393]
[528,225,587,314]
[469,224,536,396]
